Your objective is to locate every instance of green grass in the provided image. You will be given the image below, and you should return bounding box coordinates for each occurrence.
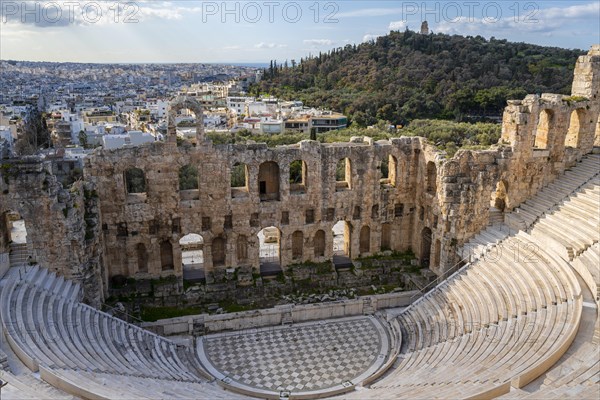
[140,306,202,322]
[219,300,257,313]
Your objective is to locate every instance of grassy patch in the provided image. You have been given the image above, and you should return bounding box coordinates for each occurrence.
[140,306,202,322]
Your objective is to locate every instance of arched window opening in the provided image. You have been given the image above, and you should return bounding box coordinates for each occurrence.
[179,165,199,191]
[212,237,226,267]
[534,109,552,149]
[380,155,398,187]
[231,162,249,198]
[160,240,174,271]
[314,230,326,257]
[125,168,146,194]
[359,226,371,255]
[565,108,586,148]
[289,160,307,194]
[292,231,304,260]
[258,161,280,201]
[335,158,352,191]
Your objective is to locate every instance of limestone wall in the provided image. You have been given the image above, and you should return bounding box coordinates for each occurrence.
[0,159,104,306]
[86,136,443,284]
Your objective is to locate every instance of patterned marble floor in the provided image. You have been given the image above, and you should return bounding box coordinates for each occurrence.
[198,316,389,395]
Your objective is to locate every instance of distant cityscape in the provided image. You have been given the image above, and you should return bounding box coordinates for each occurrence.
[0,60,347,178]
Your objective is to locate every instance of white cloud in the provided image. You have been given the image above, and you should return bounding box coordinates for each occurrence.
[0,0,202,27]
[303,39,335,46]
[254,42,287,49]
[389,20,406,31]
[362,34,381,43]
[434,2,600,37]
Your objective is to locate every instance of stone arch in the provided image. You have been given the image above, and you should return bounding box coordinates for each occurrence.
[291,230,304,260]
[160,240,174,271]
[258,161,280,201]
[534,109,553,149]
[231,162,249,198]
[124,167,146,194]
[136,243,148,273]
[179,233,204,272]
[258,226,281,275]
[421,227,432,267]
[314,230,326,257]
[359,225,371,255]
[426,161,437,194]
[335,158,352,190]
[179,164,199,191]
[332,220,352,258]
[212,237,226,267]
[168,96,204,143]
[565,108,586,148]
[381,223,392,251]
[289,160,307,194]
[491,180,509,212]
[237,234,248,263]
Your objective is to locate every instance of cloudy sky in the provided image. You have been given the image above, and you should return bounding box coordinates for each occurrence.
[1,1,599,63]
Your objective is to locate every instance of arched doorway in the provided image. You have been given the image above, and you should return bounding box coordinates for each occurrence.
[258,226,281,276]
[1,211,29,272]
[332,220,352,269]
[421,227,432,267]
[179,233,204,281]
[490,180,509,214]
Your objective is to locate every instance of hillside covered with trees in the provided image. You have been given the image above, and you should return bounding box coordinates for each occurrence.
[256,31,584,124]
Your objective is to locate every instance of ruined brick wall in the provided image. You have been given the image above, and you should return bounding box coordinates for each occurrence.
[86,136,445,287]
[0,159,104,306]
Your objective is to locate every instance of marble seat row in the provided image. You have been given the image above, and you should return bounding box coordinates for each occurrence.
[342,226,583,399]
[571,243,600,304]
[400,231,580,357]
[40,369,247,400]
[0,267,206,386]
[505,154,600,231]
